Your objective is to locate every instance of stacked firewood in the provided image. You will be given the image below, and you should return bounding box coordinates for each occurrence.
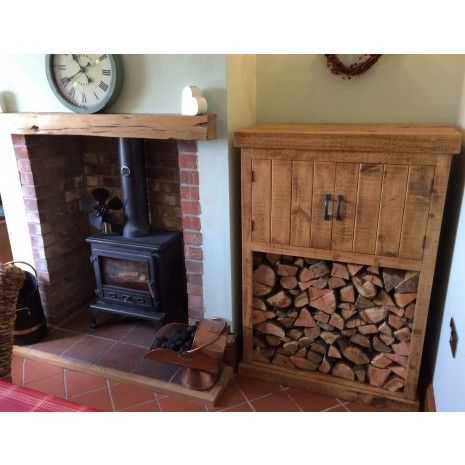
[252,253,418,392]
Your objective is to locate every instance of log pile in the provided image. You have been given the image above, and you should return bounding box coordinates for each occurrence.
[252,253,418,392]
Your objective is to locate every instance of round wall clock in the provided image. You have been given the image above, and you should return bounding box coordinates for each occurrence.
[45,54,124,113]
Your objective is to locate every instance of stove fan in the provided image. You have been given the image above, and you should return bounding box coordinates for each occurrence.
[87,188,124,231]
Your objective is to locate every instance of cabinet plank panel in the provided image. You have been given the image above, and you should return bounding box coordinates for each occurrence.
[310,162,335,249]
[399,165,435,259]
[251,158,272,243]
[376,165,409,256]
[331,163,359,252]
[290,161,313,247]
[271,160,292,244]
[353,164,383,254]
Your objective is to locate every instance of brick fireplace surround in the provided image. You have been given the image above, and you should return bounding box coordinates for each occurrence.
[11,134,205,325]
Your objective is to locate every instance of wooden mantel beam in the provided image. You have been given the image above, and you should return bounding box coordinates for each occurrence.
[0,113,217,141]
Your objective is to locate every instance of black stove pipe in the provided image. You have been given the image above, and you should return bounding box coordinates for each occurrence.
[118,138,151,238]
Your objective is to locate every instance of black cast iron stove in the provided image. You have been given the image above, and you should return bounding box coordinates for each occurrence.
[86,138,187,328]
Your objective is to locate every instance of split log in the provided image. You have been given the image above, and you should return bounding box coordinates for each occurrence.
[388,314,404,330]
[307,350,323,365]
[382,268,404,293]
[308,287,332,302]
[392,341,410,356]
[283,341,299,355]
[394,292,417,308]
[254,349,270,363]
[395,273,419,293]
[290,356,319,371]
[318,322,335,331]
[310,291,336,314]
[341,345,370,365]
[359,307,387,324]
[256,321,285,338]
[372,335,393,353]
[390,365,406,379]
[371,354,393,369]
[304,326,321,340]
[357,324,379,335]
[328,345,342,358]
[350,333,371,349]
[253,336,266,348]
[272,353,294,368]
[340,305,357,320]
[295,347,307,358]
[266,291,292,308]
[332,362,355,381]
[253,264,276,296]
[331,262,349,280]
[394,327,411,342]
[385,305,404,317]
[346,317,364,328]
[265,253,281,265]
[260,347,276,359]
[367,366,391,387]
[386,353,409,367]
[340,285,355,303]
[373,290,395,307]
[328,277,347,289]
[287,329,303,340]
[253,297,267,311]
[294,258,304,267]
[266,335,283,346]
[253,310,277,324]
[299,267,314,283]
[383,377,405,392]
[294,308,317,327]
[294,291,309,308]
[329,313,345,330]
[319,357,332,374]
[348,264,364,276]
[306,277,329,289]
[277,263,299,277]
[320,331,339,345]
[363,274,384,288]
[353,365,367,383]
[304,258,320,265]
[405,302,416,319]
[380,334,395,346]
[308,261,330,279]
[378,322,393,337]
[297,337,314,348]
[288,289,299,296]
[278,316,297,328]
[355,295,375,310]
[367,266,380,275]
[353,276,377,298]
[311,340,327,355]
[342,328,358,337]
[280,276,298,290]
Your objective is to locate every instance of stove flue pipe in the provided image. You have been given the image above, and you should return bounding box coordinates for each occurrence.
[118,138,151,238]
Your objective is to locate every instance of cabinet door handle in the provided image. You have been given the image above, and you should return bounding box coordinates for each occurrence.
[336,195,344,221]
[323,194,331,221]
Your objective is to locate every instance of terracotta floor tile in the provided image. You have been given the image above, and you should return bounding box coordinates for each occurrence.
[96,342,147,372]
[59,310,94,334]
[24,373,66,398]
[23,358,63,384]
[324,405,349,412]
[233,375,283,401]
[214,402,253,412]
[346,402,392,412]
[250,391,301,412]
[71,386,113,411]
[11,355,24,367]
[29,328,84,355]
[132,358,178,381]
[121,322,158,349]
[208,380,247,411]
[158,396,207,412]
[89,317,137,342]
[287,388,341,412]
[61,335,116,364]
[120,400,160,412]
[10,362,23,385]
[65,370,108,398]
[110,382,156,411]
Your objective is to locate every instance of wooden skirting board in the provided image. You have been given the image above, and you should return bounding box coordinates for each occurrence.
[13,345,233,407]
[239,361,419,412]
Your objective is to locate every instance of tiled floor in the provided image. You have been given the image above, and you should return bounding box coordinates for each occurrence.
[9,354,390,412]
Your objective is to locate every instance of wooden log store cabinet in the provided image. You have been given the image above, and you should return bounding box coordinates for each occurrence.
[235,124,461,411]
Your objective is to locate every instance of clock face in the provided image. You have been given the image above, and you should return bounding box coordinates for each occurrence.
[46,54,123,113]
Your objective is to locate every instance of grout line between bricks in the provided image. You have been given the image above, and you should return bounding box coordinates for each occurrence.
[231,377,256,412]
[283,389,303,412]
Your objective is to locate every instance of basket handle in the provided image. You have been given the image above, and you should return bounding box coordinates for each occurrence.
[4,261,39,301]
[184,318,227,355]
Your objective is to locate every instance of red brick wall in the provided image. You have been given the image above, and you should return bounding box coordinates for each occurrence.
[12,135,205,324]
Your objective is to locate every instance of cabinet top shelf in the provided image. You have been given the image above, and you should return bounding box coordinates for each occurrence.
[234,123,462,154]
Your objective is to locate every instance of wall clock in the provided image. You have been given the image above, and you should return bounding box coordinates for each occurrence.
[45,54,124,113]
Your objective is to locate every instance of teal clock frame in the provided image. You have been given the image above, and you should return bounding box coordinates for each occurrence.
[45,54,124,114]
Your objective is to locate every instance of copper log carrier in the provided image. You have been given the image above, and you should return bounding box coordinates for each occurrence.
[86,137,187,329]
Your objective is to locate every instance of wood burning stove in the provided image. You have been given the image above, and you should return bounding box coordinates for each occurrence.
[86,137,187,328]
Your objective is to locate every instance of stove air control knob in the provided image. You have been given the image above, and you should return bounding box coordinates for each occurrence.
[120,166,131,177]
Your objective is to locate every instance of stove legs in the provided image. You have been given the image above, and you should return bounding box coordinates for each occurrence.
[90,308,98,329]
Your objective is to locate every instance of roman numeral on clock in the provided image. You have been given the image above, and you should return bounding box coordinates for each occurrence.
[56,65,66,71]
[94,91,100,100]
[81,93,87,105]
[102,69,111,76]
[99,81,109,92]
[60,76,71,87]
[69,87,76,98]
[99,54,108,62]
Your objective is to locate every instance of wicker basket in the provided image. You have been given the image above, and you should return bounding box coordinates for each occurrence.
[0,262,25,380]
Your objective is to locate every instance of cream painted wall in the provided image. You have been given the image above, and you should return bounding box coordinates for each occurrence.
[256,55,465,124]
[0,54,236,323]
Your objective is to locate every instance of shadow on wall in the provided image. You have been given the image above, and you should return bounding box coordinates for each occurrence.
[421,143,465,390]
[2,91,18,112]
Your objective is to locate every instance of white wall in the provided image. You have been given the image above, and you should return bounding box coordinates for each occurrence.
[0,54,236,323]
